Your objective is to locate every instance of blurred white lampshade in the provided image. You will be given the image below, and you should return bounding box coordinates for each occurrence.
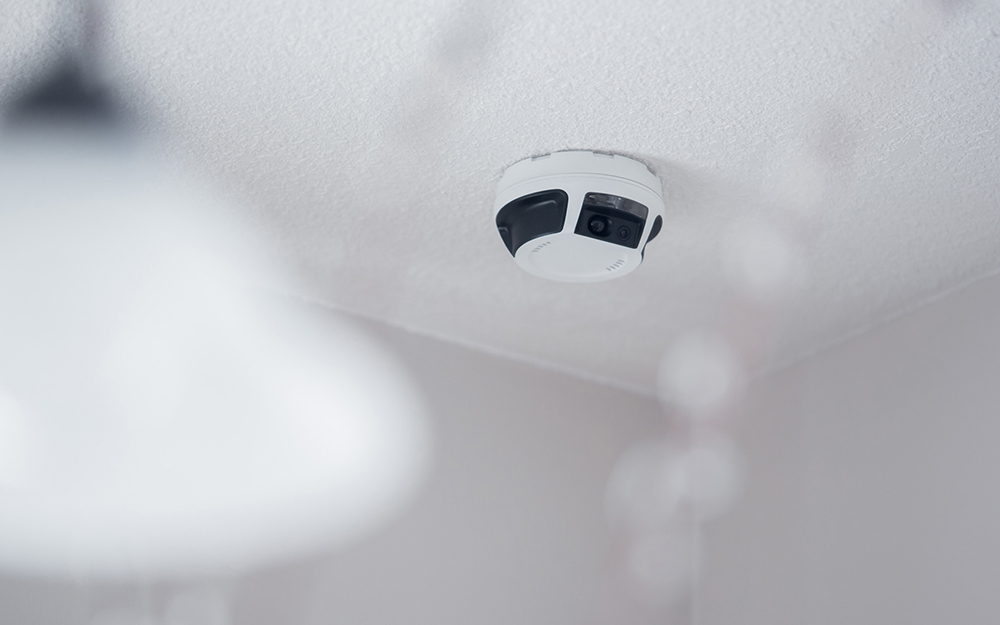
[0,128,430,579]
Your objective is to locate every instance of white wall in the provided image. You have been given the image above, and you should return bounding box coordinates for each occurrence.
[232,316,677,625]
[700,272,1000,624]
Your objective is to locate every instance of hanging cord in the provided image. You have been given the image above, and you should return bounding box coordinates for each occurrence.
[5,0,115,127]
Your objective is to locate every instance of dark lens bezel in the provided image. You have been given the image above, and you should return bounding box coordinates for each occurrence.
[588,215,612,237]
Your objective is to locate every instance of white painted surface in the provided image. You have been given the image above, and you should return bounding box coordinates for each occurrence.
[3,0,998,391]
[699,271,1000,624]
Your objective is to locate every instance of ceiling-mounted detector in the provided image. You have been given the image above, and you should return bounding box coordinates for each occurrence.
[494,151,664,282]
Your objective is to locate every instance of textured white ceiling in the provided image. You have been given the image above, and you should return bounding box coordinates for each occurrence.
[3,0,999,393]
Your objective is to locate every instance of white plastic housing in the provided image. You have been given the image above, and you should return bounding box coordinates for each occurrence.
[494,151,664,282]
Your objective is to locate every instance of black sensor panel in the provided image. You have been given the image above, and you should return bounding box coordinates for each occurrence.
[646,215,663,242]
[495,189,568,256]
[574,193,647,249]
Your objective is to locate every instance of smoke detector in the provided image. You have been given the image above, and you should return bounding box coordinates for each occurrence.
[494,151,664,282]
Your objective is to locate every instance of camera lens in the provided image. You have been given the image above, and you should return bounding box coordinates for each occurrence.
[617,226,631,240]
[588,216,609,236]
